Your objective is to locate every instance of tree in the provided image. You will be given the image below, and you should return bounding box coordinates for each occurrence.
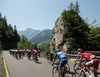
[0,12,2,18]
[0,31,2,50]
[74,2,80,13]
[68,1,80,13]
[84,18,100,50]
[62,7,90,50]
[33,44,37,49]
[0,13,20,49]
[68,3,74,10]
[17,35,33,49]
[4,15,7,21]
[87,27,100,50]
[45,42,50,50]
[13,25,20,48]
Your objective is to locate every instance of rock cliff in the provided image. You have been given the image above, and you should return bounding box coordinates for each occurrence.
[50,15,70,53]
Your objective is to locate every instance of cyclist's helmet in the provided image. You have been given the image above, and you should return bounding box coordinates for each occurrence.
[77,48,85,53]
[55,49,61,52]
[77,48,82,52]
[81,49,85,53]
[55,46,61,52]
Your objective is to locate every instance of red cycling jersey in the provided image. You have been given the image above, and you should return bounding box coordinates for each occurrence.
[80,52,99,70]
[80,52,96,60]
[33,49,38,53]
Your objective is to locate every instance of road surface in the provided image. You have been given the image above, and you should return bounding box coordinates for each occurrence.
[3,51,100,77]
[4,51,54,77]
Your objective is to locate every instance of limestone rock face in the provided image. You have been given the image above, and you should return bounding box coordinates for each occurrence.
[50,16,69,53]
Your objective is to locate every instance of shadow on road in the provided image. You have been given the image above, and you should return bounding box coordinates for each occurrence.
[36,61,42,64]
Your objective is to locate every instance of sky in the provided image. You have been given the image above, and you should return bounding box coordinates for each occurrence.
[0,0,100,31]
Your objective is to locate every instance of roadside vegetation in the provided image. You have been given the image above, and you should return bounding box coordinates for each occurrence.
[50,2,100,51]
[0,51,6,77]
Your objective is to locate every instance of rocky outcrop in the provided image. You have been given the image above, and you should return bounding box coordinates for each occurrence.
[50,15,70,53]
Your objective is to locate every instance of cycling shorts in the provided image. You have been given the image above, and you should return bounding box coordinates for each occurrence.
[86,58,99,70]
[59,58,68,69]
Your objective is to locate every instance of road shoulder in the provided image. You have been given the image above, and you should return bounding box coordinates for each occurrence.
[3,51,9,77]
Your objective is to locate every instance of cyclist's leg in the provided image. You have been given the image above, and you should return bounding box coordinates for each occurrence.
[59,59,67,77]
[93,58,99,77]
[85,60,93,69]
[50,53,53,62]
[85,60,97,76]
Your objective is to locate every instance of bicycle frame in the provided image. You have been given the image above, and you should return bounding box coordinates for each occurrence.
[52,61,71,77]
[79,66,95,77]
[52,62,60,77]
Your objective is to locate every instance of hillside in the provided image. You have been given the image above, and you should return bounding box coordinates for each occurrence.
[18,28,41,40]
[30,29,52,44]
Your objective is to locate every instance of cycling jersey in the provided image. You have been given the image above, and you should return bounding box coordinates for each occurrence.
[54,51,67,60]
[54,51,68,69]
[33,49,38,53]
[80,52,99,70]
[80,52,96,60]
[33,49,38,56]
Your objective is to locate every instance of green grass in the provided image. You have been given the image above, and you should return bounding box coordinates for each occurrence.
[0,51,7,77]
[39,53,46,57]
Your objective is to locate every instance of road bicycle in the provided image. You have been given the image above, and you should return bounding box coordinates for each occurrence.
[45,52,54,63]
[74,58,100,77]
[75,65,94,77]
[52,61,76,77]
[33,56,38,63]
[74,61,100,77]
[73,57,88,73]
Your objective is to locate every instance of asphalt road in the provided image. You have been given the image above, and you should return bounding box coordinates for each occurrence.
[3,51,100,77]
[4,51,54,77]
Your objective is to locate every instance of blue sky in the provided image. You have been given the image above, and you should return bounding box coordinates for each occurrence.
[0,0,100,31]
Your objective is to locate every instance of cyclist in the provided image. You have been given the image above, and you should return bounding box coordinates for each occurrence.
[52,46,68,77]
[78,49,99,76]
[50,51,54,62]
[75,48,83,62]
[27,49,31,59]
[46,50,51,59]
[33,49,38,60]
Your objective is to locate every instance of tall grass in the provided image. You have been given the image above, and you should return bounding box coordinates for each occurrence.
[0,51,7,77]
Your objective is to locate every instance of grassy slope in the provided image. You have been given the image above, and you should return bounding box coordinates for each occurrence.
[0,51,6,77]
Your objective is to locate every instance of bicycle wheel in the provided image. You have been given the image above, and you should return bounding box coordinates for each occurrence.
[75,68,81,75]
[64,71,76,77]
[95,72,100,77]
[78,70,86,77]
[73,63,79,72]
[64,63,70,72]
[52,67,60,77]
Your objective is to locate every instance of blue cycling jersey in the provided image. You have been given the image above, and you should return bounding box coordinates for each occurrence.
[54,51,67,60]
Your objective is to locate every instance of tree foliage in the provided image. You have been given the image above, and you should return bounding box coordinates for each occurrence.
[17,35,33,49]
[68,1,80,13]
[62,9,90,50]
[37,40,50,51]
[61,2,100,50]
[87,27,100,50]
[0,12,20,49]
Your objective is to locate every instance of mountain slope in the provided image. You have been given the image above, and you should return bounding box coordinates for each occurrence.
[30,29,52,44]
[18,28,41,40]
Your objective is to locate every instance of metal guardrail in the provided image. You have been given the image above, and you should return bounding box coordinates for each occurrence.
[66,54,100,59]
[40,51,100,59]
